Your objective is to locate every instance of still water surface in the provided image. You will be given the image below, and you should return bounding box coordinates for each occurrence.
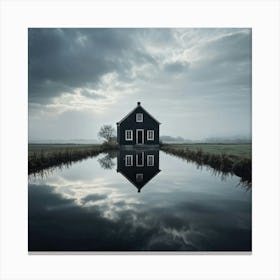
[28,151,251,251]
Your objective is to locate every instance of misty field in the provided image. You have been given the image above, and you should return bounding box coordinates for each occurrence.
[28,143,101,153]
[166,143,251,159]
[29,143,251,158]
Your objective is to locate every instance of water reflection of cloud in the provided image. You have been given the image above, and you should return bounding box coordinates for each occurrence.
[30,173,251,236]
[29,183,251,251]
[29,184,157,251]
[28,151,251,251]
[29,173,144,223]
[31,175,114,202]
[81,193,107,203]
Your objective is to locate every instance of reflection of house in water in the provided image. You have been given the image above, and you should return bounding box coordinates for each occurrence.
[117,149,160,193]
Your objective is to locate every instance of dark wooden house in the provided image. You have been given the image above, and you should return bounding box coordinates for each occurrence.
[117,149,160,192]
[116,102,160,147]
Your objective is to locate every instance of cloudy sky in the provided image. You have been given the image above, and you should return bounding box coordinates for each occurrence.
[28,28,251,141]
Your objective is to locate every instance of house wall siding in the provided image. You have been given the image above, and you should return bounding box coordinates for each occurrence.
[118,106,159,145]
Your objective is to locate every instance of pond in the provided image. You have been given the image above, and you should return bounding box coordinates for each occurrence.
[28,149,251,252]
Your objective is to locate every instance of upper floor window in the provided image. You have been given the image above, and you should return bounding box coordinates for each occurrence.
[136,113,143,122]
[125,130,133,141]
[147,130,154,140]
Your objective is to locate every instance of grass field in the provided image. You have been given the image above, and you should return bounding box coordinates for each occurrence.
[28,143,101,154]
[29,143,251,158]
[166,143,251,159]
[28,143,252,184]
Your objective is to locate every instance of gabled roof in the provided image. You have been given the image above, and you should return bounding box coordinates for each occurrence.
[116,102,161,125]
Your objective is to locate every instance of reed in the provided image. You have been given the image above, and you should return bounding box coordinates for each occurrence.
[28,144,118,174]
[161,144,251,185]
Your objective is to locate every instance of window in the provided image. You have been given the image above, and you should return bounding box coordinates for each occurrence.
[136,173,143,182]
[125,130,133,141]
[147,130,154,140]
[125,155,133,166]
[136,113,143,122]
[147,155,154,166]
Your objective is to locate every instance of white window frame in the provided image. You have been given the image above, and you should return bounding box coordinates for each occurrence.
[136,173,143,182]
[125,130,133,141]
[147,155,154,166]
[147,130,154,141]
[125,155,133,166]
[136,152,144,167]
[136,113,143,122]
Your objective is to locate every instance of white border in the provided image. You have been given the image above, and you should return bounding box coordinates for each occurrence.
[1,0,280,280]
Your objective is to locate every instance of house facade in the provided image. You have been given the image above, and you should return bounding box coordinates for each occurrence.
[116,102,160,147]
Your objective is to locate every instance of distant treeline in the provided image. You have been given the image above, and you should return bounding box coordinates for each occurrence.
[29,135,251,145]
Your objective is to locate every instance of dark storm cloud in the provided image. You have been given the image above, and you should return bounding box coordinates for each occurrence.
[28,28,252,140]
[164,61,190,74]
[28,28,157,104]
[207,31,252,63]
[29,79,74,103]
[28,28,251,104]
[81,193,107,203]
[188,30,251,90]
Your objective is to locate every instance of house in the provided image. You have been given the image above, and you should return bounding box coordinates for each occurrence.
[116,102,160,147]
[117,149,161,193]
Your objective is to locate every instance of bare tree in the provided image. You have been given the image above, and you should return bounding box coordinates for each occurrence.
[98,125,116,143]
[98,154,116,169]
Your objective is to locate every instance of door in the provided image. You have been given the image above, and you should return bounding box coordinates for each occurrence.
[136,129,144,144]
[136,152,144,167]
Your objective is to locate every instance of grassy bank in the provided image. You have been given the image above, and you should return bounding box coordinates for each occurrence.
[29,143,252,185]
[161,144,251,185]
[166,143,251,159]
[28,143,117,174]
